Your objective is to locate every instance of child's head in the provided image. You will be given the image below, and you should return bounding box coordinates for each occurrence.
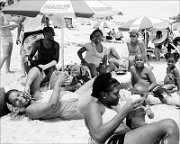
[130,82,148,103]
[134,54,145,68]
[134,83,148,97]
[164,52,180,68]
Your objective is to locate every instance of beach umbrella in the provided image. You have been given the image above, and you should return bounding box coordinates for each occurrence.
[2,0,120,69]
[121,16,170,49]
[121,16,170,30]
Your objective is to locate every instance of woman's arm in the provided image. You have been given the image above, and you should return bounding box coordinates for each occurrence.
[147,69,157,91]
[26,72,68,119]
[77,47,87,64]
[83,99,141,143]
[174,68,180,92]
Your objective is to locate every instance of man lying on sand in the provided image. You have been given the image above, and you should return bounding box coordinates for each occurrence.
[5,67,84,120]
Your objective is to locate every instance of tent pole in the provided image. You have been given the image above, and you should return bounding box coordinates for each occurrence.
[61,27,64,71]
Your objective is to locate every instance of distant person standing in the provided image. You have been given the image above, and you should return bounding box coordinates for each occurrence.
[0,1,18,72]
[16,15,46,76]
[152,31,163,61]
[115,28,123,41]
[142,30,150,49]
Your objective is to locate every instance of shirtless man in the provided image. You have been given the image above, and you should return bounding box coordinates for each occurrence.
[127,29,151,70]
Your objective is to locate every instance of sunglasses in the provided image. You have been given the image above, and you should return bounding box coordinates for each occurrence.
[129,35,137,38]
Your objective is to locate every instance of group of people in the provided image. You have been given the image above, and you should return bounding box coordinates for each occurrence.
[4,69,180,144]
[1,2,180,143]
[106,28,124,42]
[2,27,180,143]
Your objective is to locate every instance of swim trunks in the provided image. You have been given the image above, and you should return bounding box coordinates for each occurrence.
[106,133,125,144]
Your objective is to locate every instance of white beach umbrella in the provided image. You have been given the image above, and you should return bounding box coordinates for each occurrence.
[3,0,120,69]
[121,16,170,49]
[121,16,170,30]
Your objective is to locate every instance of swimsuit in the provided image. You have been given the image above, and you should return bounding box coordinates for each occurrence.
[84,42,108,67]
[30,39,59,66]
[38,90,83,120]
[89,133,125,144]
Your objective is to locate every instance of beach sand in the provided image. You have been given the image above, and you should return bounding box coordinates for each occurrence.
[0,22,180,143]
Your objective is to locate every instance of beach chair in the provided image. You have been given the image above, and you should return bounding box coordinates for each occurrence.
[22,30,44,74]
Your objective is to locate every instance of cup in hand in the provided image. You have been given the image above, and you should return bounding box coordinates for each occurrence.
[129,94,143,110]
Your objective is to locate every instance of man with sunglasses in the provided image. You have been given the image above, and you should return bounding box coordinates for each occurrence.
[127,29,151,70]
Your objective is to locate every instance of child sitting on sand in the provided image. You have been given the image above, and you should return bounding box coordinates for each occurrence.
[130,54,180,107]
[130,54,157,92]
[126,82,154,129]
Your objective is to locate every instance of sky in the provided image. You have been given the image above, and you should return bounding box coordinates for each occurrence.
[102,1,180,22]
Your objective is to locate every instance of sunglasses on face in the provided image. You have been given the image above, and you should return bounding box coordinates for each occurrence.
[129,35,137,38]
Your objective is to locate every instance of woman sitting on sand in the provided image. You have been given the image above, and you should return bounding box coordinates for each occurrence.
[79,72,179,144]
[77,29,115,78]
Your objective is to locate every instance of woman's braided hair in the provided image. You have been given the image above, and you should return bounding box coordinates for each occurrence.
[91,73,120,99]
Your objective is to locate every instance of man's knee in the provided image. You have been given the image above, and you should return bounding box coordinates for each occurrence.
[159,119,179,134]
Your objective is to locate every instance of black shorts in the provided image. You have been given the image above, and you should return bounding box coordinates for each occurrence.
[107,133,125,144]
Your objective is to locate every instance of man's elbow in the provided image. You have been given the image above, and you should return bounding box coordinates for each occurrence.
[93,133,107,144]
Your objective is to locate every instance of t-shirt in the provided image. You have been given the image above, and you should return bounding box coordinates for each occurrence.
[84,42,108,67]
